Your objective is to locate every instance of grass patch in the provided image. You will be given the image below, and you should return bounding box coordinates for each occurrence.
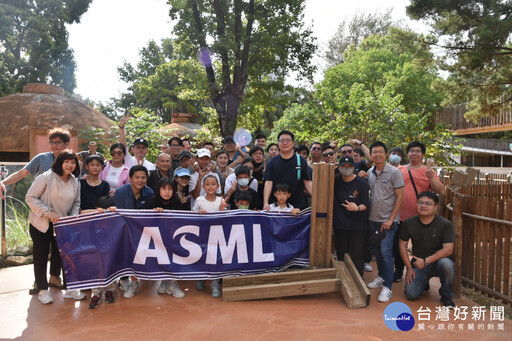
[5,197,32,249]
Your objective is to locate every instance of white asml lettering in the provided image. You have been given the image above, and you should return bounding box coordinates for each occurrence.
[172,225,202,265]
[206,224,248,264]
[133,227,170,264]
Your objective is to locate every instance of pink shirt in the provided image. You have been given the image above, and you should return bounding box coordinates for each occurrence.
[398,165,440,221]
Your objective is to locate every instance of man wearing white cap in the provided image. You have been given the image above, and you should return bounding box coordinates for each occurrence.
[189,148,221,208]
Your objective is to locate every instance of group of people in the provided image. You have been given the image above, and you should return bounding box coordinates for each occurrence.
[0,119,456,309]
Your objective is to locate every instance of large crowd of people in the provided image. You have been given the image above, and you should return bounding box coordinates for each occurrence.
[0,119,455,309]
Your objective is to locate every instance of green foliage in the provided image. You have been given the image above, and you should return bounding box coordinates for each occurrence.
[0,0,92,95]
[169,0,317,137]
[272,29,460,166]
[407,0,512,120]
[325,8,394,66]
[5,198,31,249]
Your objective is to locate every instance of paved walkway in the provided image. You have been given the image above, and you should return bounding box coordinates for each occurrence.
[0,263,510,340]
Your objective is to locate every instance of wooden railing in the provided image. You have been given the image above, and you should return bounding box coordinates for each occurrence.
[445,186,512,304]
[436,103,512,135]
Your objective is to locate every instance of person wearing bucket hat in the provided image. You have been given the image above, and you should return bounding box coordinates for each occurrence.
[333,155,370,277]
[118,115,156,171]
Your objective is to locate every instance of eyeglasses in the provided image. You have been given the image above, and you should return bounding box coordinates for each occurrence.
[170,144,181,148]
[409,149,423,154]
[279,138,293,144]
[311,147,321,151]
[323,151,335,157]
[49,140,64,146]
[111,151,123,156]
[417,201,435,207]
[341,150,353,155]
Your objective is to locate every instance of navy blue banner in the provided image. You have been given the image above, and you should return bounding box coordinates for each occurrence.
[55,209,311,290]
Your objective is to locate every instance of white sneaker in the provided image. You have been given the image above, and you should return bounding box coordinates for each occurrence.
[377,286,392,302]
[38,290,53,304]
[166,281,185,298]
[63,289,86,300]
[367,276,384,289]
[157,280,168,294]
[364,263,373,272]
[117,278,130,292]
[123,280,140,299]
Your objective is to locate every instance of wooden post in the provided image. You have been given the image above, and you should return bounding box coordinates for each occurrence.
[309,163,335,269]
[452,194,467,298]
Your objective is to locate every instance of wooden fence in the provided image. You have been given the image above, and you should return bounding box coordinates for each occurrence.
[441,169,512,186]
[445,185,512,305]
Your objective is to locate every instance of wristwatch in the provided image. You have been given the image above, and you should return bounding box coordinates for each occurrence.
[424,258,429,265]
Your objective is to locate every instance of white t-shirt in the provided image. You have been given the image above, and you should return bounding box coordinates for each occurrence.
[189,171,221,208]
[124,154,156,171]
[269,202,295,213]
[193,196,223,212]
[105,165,124,190]
[224,173,258,193]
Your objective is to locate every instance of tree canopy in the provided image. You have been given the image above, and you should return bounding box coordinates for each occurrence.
[407,0,512,120]
[169,0,316,137]
[0,0,92,95]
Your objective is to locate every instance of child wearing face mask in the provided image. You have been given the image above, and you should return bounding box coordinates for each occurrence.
[333,156,370,277]
[224,165,261,210]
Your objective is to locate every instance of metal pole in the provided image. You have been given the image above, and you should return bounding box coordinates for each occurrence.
[1,165,7,256]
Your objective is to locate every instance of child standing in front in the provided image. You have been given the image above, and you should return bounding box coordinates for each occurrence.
[269,183,300,214]
[193,175,226,297]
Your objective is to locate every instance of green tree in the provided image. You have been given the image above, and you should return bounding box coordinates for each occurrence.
[0,0,92,95]
[272,29,460,165]
[407,0,512,120]
[169,0,317,137]
[325,8,394,66]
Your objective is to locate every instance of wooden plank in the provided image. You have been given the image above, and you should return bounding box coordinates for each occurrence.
[495,219,503,293]
[309,163,335,269]
[452,195,464,298]
[503,200,511,296]
[222,278,340,302]
[450,170,468,187]
[342,254,371,306]
[481,198,489,291]
[474,198,482,290]
[332,256,368,308]
[488,199,496,291]
[464,167,479,186]
[222,268,337,288]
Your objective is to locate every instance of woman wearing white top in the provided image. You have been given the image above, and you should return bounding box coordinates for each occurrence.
[26,150,86,304]
[99,143,130,197]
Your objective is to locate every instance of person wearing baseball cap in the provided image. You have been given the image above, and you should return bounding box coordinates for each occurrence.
[333,155,370,278]
[173,150,194,177]
[189,148,221,208]
[118,115,156,171]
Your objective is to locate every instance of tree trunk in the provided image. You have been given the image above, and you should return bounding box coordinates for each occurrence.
[214,88,241,138]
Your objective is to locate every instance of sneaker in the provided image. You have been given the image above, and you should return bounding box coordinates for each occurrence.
[29,281,40,295]
[118,278,130,292]
[105,290,116,304]
[123,280,139,299]
[157,280,168,294]
[196,280,205,291]
[441,295,456,308]
[38,290,53,304]
[166,281,185,298]
[211,287,221,298]
[364,263,373,272]
[63,290,86,300]
[393,272,403,282]
[367,276,384,289]
[377,287,392,303]
[49,275,65,289]
[88,295,100,309]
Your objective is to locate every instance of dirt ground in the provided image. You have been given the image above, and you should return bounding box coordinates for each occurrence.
[0,263,511,340]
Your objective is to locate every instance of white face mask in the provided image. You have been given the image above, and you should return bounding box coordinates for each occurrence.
[238,178,250,187]
[340,167,354,176]
[390,154,402,164]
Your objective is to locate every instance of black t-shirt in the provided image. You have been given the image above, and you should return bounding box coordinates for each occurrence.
[400,215,455,259]
[332,175,370,230]
[228,187,261,210]
[147,169,173,193]
[354,160,370,175]
[264,154,311,209]
[144,194,183,210]
[80,179,110,210]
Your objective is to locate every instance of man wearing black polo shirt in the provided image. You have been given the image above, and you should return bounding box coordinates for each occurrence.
[399,191,455,307]
[263,130,312,211]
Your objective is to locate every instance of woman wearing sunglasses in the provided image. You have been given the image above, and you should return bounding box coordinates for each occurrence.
[99,143,130,197]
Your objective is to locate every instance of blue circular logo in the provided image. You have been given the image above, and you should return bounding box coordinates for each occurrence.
[383,302,415,331]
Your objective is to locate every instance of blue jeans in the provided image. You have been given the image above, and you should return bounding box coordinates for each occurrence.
[404,257,455,300]
[369,221,396,290]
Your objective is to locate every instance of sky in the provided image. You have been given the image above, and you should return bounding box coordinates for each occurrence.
[67,0,429,103]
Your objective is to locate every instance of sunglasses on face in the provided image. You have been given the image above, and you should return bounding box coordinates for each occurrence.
[341,150,353,155]
[111,151,123,156]
[311,147,321,151]
[323,151,335,157]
